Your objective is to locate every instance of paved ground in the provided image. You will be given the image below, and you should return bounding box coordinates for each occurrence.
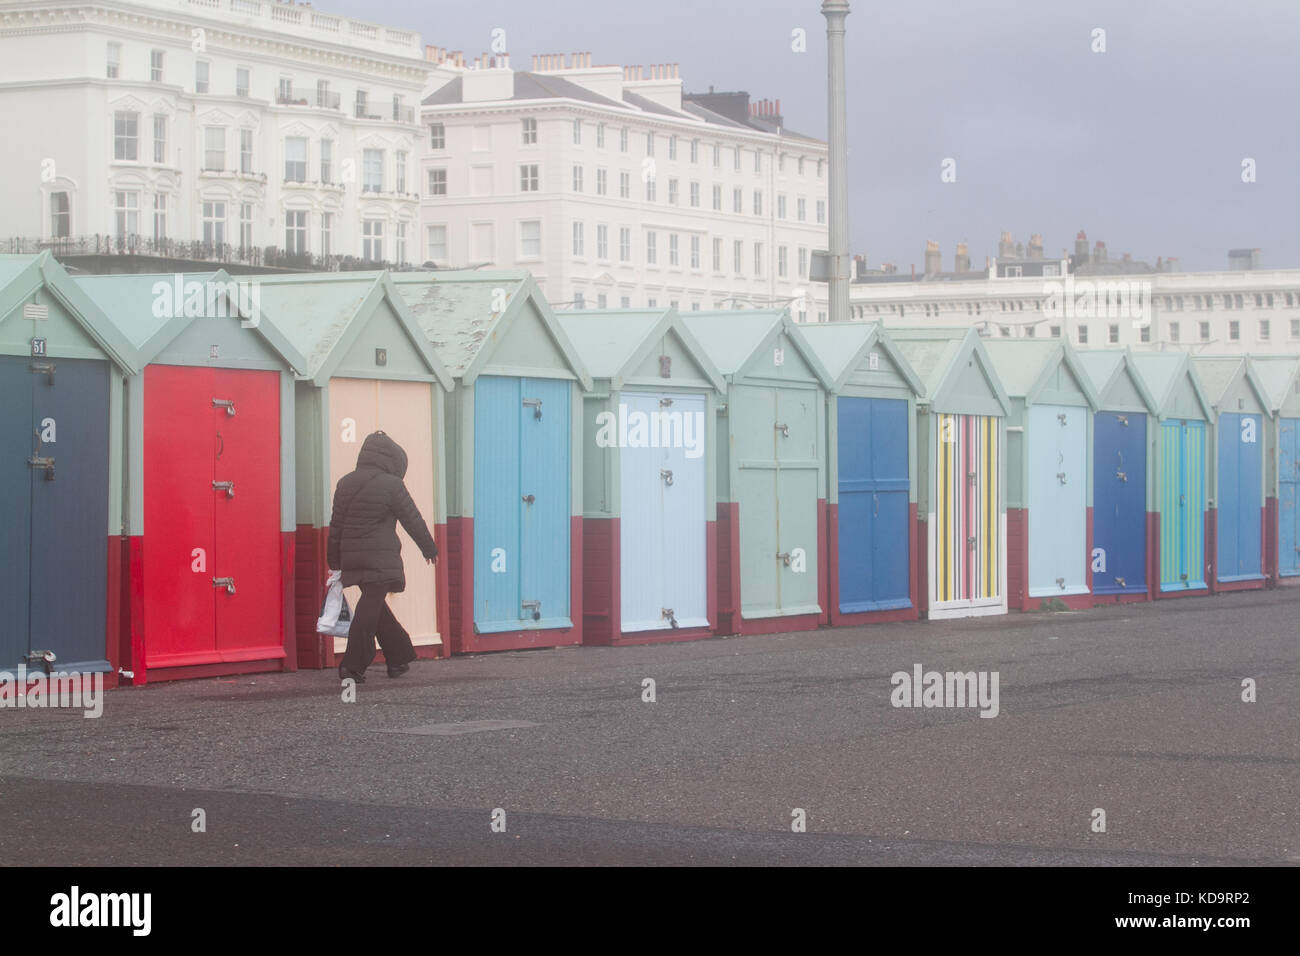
[1,589,1296,866]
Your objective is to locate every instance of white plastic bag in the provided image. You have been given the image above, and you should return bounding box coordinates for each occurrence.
[316,570,353,637]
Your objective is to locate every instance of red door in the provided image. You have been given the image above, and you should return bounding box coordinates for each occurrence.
[143,365,282,669]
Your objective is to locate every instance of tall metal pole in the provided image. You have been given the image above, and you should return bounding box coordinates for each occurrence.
[822,0,851,323]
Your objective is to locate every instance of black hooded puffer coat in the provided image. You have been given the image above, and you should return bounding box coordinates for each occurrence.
[327,431,437,591]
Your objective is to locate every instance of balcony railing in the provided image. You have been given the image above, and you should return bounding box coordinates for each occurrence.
[276,86,341,110]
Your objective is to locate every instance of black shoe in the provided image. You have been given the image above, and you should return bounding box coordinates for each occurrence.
[338,664,366,683]
[386,661,411,678]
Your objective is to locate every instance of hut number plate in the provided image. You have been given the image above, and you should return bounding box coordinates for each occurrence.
[31,337,46,357]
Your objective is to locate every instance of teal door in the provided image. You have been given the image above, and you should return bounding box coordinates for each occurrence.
[1214,413,1263,582]
[1280,418,1300,576]
[1159,420,1207,590]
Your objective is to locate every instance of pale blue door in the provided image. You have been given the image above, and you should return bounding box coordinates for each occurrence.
[1280,419,1300,576]
[1027,404,1088,597]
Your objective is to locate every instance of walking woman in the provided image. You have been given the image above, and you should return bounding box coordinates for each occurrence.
[327,430,438,682]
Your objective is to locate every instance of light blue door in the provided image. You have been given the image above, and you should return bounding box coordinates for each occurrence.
[1216,413,1263,581]
[1280,419,1300,576]
[474,375,571,632]
[1027,404,1088,596]
[619,391,708,632]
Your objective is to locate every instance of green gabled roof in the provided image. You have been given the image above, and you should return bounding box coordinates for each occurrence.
[1075,348,1160,414]
[982,339,1101,409]
[388,270,591,389]
[890,327,1012,415]
[556,308,726,393]
[0,252,140,373]
[1128,351,1215,420]
[1191,355,1271,413]
[73,269,307,372]
[680,310,833,387]
[251,271,452,390]
[799,320,924,396]
[1247,355,1300,412]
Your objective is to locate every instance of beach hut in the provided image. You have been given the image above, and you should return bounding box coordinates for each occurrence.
[1128,352,1215,598]
[76,270,306,683]
[983,340,1101,611]
[1076,349,1161,603]
[1192,356,1270,592]
[801,322,925,626]
[256,272,455,668]
[0,253,138,680]
[1250,355,1300,583]
[389,271,591,654]
[557,308,727,644]
[681,310,833,635]
[891,329,1010,620]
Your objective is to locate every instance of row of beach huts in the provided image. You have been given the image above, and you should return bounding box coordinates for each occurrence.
[3,251,1298,686]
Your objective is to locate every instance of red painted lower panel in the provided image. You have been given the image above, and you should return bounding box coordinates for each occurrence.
[1006,508,1029,611]
[917,516,929,617]
[1264,498,1277,585]
[1206,506,1218,593]
[294,524,327,669]
[106,535,124,679]
[126,535,145,685]
[736,612,822,636]
[816,498,828,623]
[715,502,740,636]
[280,530,296,672]
[581,517,617,646]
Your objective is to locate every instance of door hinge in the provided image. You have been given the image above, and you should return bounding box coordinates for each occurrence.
[660,469,673,486]
[1116,470,1127,483]
[1057,472,1067,485]
[522,493,535,504]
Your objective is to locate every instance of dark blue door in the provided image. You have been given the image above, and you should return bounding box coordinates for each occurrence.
[1092,411,1147,594]
[0,356,34,670]
[837,397,910,612]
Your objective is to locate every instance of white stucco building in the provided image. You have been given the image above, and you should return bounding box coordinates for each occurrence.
[0,0,454,267]
[418,52,830,314]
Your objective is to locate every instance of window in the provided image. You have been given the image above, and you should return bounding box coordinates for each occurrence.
[392,94,406,122]
[521,118,537,145]
[236,67,249,97]
[817,158,825,177]
[733,188,742,213]
[733,147,741,170]
[196,61,210,94]
[153,114,167,164]
[709,237,721,273]
[689,181,700,207]
[1076,325,1088,344]
[1260,319,1270,340]
[646,131,655,157]
[798,157,805,175]
[572,220,585,257]
[284,136,306,182]
[150,49,164,83]
[240,128,253,174]
[668,179,679,204]
[1235,294,1244,309]
[754,150,762,173]
[1255,293,1263,307]
[1200,321,1211,341]
[754,242,763,276]
[668,135,677,160]
[396,222,407,264]
[363,149,384,192]
[619,170,630,198]
[1139,325,1151,343]
[114,111,138,161]
[596,123,605,148]
[239,203,252,250]
[619,227,631,262]
[279,77,293,103]
[733,239,743,274]
[797,197,806,221]
[427,224,447,262]
[690,139,699,163]
[50,192,70,238]
[620,127,628,152]
[1169,322,1180,343]
[320,212,332,256]
[573,118,582,145]
[596,168,608,196]
[428,168,447,195]
[712,185,722,211]
[1049,325,1061,338]
[597,293,607,309]
[151,194,165,242]
[798,247,808,278]
[621,296,631,308]
[429,123,445,150]
[596,224,608,259]
[777,195,786,219]
[753,191,762,216]
[362,220,384,261]
[778,246,788,278]
[712,144,721,168]
[572,164,584,192]
[395,151,407,193]
[520,164,539,191]
[314,79,331,108]
[646,230,657,265]
[1230,320,1240,341]
[520,220,541,258]
[201,200,225,246]
[320,139,332,183]
[106,42,120,79]
[690,235,700,270]
[816,200,826,224]
[285,209,308,255]
[1292,319,1300,338]
[204,127,225,171]
[648,298,658,309]
[1108,324,1119,344]
[573,291,585,310]
[668,233,679,267]
[1267,293,1275,307]
[645,177,656,202]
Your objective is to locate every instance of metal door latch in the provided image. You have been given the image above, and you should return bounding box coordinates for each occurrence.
[522,494,535,504]
[1117,415,1129,426]
[28,455,55,480]
[212,480,235,498]
[521,599,541,621]
[1057,472,1067,485]
[659,397,674,407]
[212,398,236,417]
[1115,576,1127,588]
[25,650,56,675]
[1057,412,1068,426]
[661,608,678,628]
[1056,577,1066,589]
[968,535,977,550]
[777,552,792,566]
[968,471,977,486]
[660,469,673,486]
[1116,470,1127,483]
[30,360,55,385]
[775,422,789,437]
[522,398,542,420]
[1180,572,1189,581]
[213,577,236,594]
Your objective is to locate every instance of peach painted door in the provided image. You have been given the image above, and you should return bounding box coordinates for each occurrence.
[328,377,440,653]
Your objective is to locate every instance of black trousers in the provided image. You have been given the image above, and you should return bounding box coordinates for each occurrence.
[341,585,416,672]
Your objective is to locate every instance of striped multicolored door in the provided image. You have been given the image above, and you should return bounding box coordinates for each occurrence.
[1280,419,1300,576]
[1159,420,1207,590]
[933,413,1000,609]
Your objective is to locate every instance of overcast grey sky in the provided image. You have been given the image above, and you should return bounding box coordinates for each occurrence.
[331,0,1300,273]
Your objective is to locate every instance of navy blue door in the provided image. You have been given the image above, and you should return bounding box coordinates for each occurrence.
[837,397,910,612]
[1092,411,1147,594]
[0,356,34,670]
